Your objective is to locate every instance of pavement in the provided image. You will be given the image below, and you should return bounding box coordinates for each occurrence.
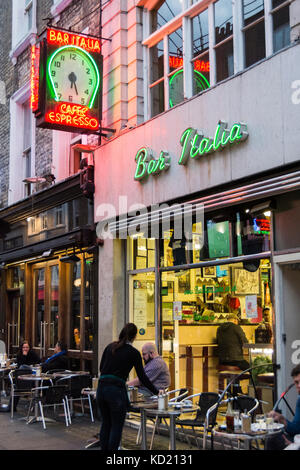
[0,397,199,451]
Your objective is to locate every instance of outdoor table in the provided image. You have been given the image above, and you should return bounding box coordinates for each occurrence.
[213,422,285,450]
[52,371,90,378]
[17,373,54,425]
[130,400,199,450]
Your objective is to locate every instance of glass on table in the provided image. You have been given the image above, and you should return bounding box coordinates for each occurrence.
[233,410,241,431]
[255,414,265,431]
[265,415,274,430]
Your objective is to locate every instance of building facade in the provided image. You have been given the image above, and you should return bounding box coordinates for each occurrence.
[93,0,300,417]
[0,0,104,372]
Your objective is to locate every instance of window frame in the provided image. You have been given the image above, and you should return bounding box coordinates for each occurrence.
[142,0,291,120]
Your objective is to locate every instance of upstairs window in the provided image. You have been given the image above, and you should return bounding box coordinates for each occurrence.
[243,0,265,67]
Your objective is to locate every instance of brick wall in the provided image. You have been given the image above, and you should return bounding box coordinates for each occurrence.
[0,0,13,208]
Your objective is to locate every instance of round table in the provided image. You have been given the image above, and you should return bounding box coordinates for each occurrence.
[213,422,285,450]
[17,374,54,424]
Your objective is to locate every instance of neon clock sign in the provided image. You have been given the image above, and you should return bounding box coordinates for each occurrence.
[31,28,103,134]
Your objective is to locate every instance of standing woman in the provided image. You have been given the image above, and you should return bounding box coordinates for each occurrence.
[97,323,159,450]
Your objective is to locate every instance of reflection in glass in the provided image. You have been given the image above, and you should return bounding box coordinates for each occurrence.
[150,41,164,84]
[50,265,59,348]
[70,261,81,350]
[243,0,264,26]
[84,257,95,351]
[216,40,233,82]
[273,7,290,53]
[214,0,233,44]
[150,81,164,118]
[192,9,209,57]
[35,269,45,347]
[151,1,183,33]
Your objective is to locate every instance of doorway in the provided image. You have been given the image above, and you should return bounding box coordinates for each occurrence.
[32,261,60,359]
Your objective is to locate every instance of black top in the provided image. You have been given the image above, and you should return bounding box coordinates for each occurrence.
[100,343,159,395]
[216,322,248,362]
[16,350,40,368]
[41,353,69,373]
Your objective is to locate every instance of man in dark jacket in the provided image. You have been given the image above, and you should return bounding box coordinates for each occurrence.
[216,313,249,370]
[41,341,69,372]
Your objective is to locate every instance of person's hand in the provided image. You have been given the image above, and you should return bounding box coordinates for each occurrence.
[282,434,292,446]
[268,410,287,426]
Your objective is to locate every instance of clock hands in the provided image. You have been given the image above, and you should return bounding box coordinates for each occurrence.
[68,72,78,95]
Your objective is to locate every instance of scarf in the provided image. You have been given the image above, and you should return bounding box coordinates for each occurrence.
[44,350,66,364]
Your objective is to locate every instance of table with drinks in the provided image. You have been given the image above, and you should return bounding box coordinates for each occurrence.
[214,411,285,450]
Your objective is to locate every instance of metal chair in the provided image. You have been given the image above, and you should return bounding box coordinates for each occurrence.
[27,384,69,429]
[56,373,92,423]
[8,368,34,419]
[176,392,220,448]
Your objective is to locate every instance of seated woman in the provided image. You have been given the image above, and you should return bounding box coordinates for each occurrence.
[16,340,40,369]
[40,341,68,372]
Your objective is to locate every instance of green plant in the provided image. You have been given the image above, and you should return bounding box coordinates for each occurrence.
[252,355,273,383]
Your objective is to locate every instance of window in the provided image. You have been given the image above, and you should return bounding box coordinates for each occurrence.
[192,9,210,97]
[11,0,37,61]
[151,1,183,33]
[272,0,290,53]
[214,0,234,81]
[55,205,65,226]
[144,0,291,119]
[23,101,32,197]
[243,0,265,67]
[41,213,48,231]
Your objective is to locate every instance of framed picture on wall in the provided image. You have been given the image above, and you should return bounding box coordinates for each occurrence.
[203,266,217,278]
[232,267,260,295]
[204,286,215,303]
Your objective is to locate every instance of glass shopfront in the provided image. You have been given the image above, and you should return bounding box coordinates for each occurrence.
[127,207,274,396]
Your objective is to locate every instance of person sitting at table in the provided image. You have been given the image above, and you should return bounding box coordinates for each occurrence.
[127,342,170,397]
[16,340,40,369]
[40,341,69,373]
[266,364,300,450]
[216,313,250,371]
[97,323,159,451]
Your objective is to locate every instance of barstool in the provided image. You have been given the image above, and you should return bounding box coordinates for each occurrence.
[218,365,250,395]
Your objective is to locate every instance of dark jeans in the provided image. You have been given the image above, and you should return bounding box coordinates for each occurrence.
[97,382,128,450]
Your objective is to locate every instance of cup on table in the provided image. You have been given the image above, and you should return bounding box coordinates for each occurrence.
[233,410,241,431]
[265,415,274,431]
[255,414,265,431]
[92,377,99,391]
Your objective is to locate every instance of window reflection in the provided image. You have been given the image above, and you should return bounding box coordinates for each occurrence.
[151,1,183,33]
[84,257,95,351]
[70,261,81,350]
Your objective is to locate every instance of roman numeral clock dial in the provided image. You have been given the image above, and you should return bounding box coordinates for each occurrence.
[48,45,100,107]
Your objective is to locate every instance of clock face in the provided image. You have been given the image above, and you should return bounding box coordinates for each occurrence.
[48,45,100,108]
[169,69,210,108]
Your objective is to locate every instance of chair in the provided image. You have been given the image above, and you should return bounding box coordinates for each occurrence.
[56,373,92,423]
[8,368,34,419]
[176,392,220,449]
[27,384,69,429]
[149,388,189,450]
[218,365,250,394]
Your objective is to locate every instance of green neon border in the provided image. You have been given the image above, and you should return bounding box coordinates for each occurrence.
[169,69,210,108]
[47,45,101,109]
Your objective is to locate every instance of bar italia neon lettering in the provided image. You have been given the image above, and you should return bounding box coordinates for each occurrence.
[45,103,99,130]
[30,44,40,112]
[169,56,210,73]
[134,148,170,181]
[134,121,249,181]
[178,121,248,165]
[47,29,101,53]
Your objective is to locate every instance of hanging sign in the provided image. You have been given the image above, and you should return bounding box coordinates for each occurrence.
[31,28,103,134]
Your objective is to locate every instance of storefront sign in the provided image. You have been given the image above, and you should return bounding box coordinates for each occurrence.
[134,121,249,181]
[178,121,248,165]
[134,148,171,181]
[31,27,103,134]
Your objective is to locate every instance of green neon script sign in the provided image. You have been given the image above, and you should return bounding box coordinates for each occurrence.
[134,121,249,181]
[134,148,171,181]
[179,121,248,165]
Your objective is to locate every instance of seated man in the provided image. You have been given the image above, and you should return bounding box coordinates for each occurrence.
[127,342,170,396]
[41,341,69,373]
[266,364,300,450]
[216,313,249,371]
